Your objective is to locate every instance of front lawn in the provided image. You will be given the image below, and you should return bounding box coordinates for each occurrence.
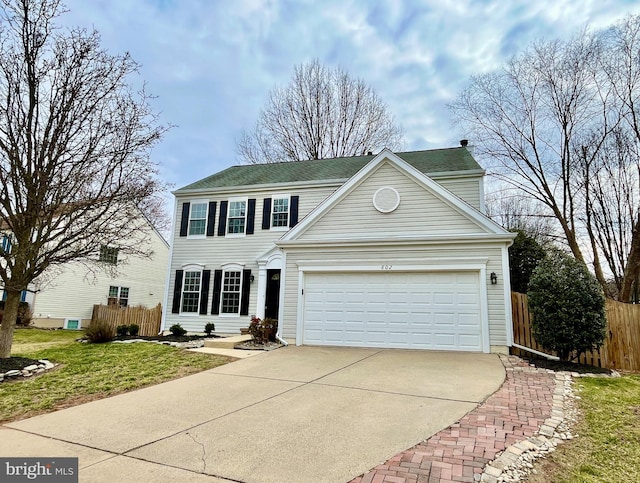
[529,375,640,482]
[1,328,231,423]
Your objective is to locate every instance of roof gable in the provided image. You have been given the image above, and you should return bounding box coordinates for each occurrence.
[280,149,511,243]
[176,147,483,192]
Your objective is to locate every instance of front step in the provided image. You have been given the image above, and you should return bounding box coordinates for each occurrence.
[204,334,253,349]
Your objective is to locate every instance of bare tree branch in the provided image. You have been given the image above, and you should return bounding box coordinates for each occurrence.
[0,0,169,357]
[236,59,403,164]
[449,19,640,301]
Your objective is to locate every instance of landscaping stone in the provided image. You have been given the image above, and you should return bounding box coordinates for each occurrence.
[351,354,616,483]
[111,338,210,349]
[0,359,56,382]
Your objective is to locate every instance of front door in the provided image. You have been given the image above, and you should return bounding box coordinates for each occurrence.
[265,269,281,319]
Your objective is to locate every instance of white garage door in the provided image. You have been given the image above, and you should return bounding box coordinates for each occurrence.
[303,271,482,351]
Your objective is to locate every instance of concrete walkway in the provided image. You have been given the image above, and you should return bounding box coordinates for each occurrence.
[1,347,504,483]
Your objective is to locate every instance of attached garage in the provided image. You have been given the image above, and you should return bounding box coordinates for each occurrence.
[301,271,486,351]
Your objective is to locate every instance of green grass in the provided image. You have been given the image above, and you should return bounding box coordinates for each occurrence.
[531,375,640,482]
[1,328,231,423]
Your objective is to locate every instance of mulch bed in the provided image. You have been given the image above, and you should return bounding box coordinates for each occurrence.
[520,354,612,374]
[0,356,41,373]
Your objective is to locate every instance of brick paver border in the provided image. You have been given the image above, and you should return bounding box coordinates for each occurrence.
[350,355,558,483]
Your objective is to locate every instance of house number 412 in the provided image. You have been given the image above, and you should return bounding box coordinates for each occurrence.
[381,265,393,270]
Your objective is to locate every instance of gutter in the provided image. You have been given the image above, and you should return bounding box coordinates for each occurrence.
[512,343,559,361]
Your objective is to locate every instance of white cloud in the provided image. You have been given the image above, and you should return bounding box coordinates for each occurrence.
[56,0,640,189]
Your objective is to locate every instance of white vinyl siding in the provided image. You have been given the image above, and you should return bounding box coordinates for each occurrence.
[300,163,484,240]
[30,223,169,325]
[166,167,509,339]
[436,177,483,211]
[166,186,333,333]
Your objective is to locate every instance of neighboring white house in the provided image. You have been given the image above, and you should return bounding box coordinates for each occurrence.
[163,145,516,353]
[2,221,170,329]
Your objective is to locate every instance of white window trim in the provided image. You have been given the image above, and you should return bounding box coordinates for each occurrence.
[226,197,248,238]
[108,285,129,307]
[219,262,244,317]
[180,265,204,316]
[270,194,291,231]
[187,200,209,239]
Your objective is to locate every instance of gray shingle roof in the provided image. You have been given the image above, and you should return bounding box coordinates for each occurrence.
[176,147,482,192]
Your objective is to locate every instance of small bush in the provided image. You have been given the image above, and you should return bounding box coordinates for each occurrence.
[204,322,215,336]
[85,319,115,343]
[248,316,278,343]
[169,323,187,337]
[248,315,263,342]
[528,250,607,361]
[116,325,129,337]
[128,324,140,336]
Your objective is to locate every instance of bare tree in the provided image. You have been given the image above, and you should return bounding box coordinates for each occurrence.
[237,59,403,164]
[449,18,640,301]
[485,192,558,245]
[0,0,168,357]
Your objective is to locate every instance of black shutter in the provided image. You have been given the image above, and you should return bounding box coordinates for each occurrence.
[262,198,272,230]
[211,270,223,315]
[199,270,211,315]
[206,202,217,237]
[240,269,251,316]
[289,196,299,227]
[171,270,184,313]
[246,199,256,235]
[179,203,190,237]
[217,201,228,236]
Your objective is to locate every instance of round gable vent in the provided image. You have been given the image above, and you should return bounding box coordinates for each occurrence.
[373,187,400,213]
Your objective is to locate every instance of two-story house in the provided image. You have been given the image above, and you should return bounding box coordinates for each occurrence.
[163,146,516,353]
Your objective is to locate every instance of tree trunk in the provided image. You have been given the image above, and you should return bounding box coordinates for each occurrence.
[620,224,640,302]
[0,289,21,358]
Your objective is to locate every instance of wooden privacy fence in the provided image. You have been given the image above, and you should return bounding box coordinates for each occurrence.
[511,292,640,372]
[91,303,162,336]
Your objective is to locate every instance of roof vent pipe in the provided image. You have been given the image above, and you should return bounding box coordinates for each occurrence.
[460,139,469,147]
[367,151,373,155]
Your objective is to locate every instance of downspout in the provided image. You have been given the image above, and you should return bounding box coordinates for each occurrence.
[512,343,559,361]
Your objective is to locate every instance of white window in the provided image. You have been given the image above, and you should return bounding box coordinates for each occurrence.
[227,199,247,235]
[221,270,242,314]
[181,270,201,313]
[189,202,208,236]
[108,286,129,307]
[99,246,119,264]
[272,196,290,228]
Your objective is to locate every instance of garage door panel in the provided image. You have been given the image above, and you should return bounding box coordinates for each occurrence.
[303,271,482,351]
[459,335,482,350]
[459,313,480,328]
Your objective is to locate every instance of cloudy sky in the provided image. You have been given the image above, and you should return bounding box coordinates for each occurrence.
[60,0,640,192]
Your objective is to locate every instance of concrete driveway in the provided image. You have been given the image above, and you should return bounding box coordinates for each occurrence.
[1,346,505,483]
